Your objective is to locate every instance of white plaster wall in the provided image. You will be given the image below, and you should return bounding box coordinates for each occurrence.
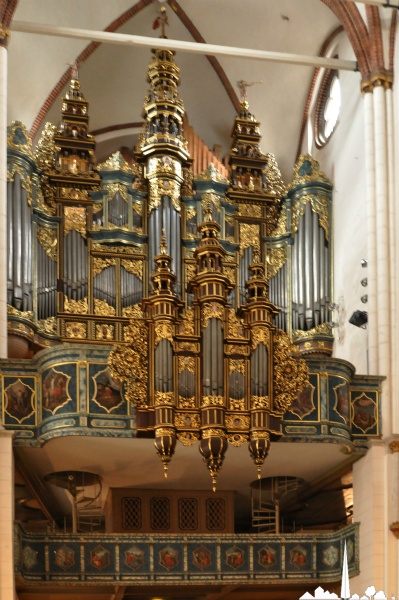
[307,33,369,374]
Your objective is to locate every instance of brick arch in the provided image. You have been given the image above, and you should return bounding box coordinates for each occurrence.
[321,0,372,79]
[366,5,384,73]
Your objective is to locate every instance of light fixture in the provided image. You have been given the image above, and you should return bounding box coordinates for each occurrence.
[361,259,368,267]
[361,295,368,304]
[361,278,368,287]
[349,311,368,328]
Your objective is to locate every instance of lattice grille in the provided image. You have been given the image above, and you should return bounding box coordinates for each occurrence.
[178,498,198,530]
[122,497,142,530]
[206,498,226,530]
[150,497,170,530]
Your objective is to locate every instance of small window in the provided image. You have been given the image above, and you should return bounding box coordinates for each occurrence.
[315,68,341,148]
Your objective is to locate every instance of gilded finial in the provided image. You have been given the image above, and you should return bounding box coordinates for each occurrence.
[164,463,168,478]
[202,194,213,222]
[153,5,169,38]
[252,242,260,263]
[69,60,80,90]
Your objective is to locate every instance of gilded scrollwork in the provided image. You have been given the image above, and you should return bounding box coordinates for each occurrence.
[228,309,245,338]
[271,211,288,237]
[178,307,195,336]
[7,121,34,159]
[92,257,116,278]
[225,344,248,355]
[239,223,259,255]
[35,122,57,171]
[94,299,116,317]
[109,319,148,406]
[64,206,86,237]
[155,427,176,437]
[291,193,329,240]
[202,428,226,439]
[97,151,133,174]
[273,329,309,414]
[122,304,144,319]
[148,177,180,213]
[251,395,270,408]
[266,246,287,279]
[95,324,114,340]
[238,204,262,218]
[37,316,58,335]
[227,433,248,447]
[37,226,57,260]
[290,154,331,189]
[201,302,224,329]
[7,305,34,321]
[178,356,195,373]
[177,342,198,353]
[155,391,174,405]
[185,206,196,221]
[155,320,174,345]
[174,412,201,428]
[251,326,270,349]
[224,265,236,286]
[106,182,129,203]
[65,321,87,339]
[293,322,333,340]
[185,262,196,283]
[7,164,33,208]
[177,431,199,446]
[264,153,286,197]
[225,414,250,429]
[121,259,143,281]
[64,296,88,315]
[179,395,196,408]
[202,396,224,407]
[229,359,245,374]
[229,398,245,411]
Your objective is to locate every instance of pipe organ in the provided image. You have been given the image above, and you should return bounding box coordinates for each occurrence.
[6,31,333,482]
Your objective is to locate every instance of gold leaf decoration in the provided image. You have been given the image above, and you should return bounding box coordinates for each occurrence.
[92,257,116,278]
[95,324,114,340]
[228,309,245,338]
[122,304,144,319]
[121,259,143,281]
[202,396,224,407]
[174,412,201,428]
[229,359,245,374]
[177,432,199,446]
[65,321,87,339]
[239,223,259,255]
[37,316,57,335]
[264,153,286,197]
[179,396,196,408]
[251,327,270,350]
[291,193,330,240]
[64,206,86,237]
[225,414,250,429]
[37,226,57,260]
[155,321,174,345]
[266,246,288,279]
[8,121,34,159]
[273,329,309,414]
[201,302,224,329]
[97,151,133,173]
[109,319,148,407]
[64,296,88,315]
[227,433,248,447]
[178,356,195,373]
[238,203,262,218]
[178,307,195,335]
[229,398,245,411]
[293,322,333,340]
[35,122,56,170]
[155,391,174,405]
[94,299,116,316]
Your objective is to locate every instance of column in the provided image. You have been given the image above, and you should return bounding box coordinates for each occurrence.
[0,25,8,358]
[0,429,15,600]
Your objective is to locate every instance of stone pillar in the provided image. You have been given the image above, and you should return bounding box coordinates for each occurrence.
[0,428,15,600]
[0,24,8,359]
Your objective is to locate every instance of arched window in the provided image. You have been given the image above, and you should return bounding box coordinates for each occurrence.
[314,68,341,148]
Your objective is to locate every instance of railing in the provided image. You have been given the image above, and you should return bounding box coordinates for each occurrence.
[15,521,358,585]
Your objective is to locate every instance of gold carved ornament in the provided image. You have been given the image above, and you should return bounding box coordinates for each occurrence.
[229,398,245,411]
[94,299,116,317]
[37,226,57,261]
[202,396,224,407]
[201,302,224,329]
[266,246,288,279]
[185,262,196,283]
[178,307,195,336]
[228,310,246,339]
[65,321,87,339]
[227,433,248,447]
[272,330,309,414]
[154,321,174,346]
[63,296,88,315]
[122,304,144,319]
[291,193,329,240]
[290,154,331,189]
[238,204,262,218]
[97,151,133,174]
[178,356,195,373]
[64,206,86,237]
[271,211,288,237]
[155,391,174,405]
[229,359,245,374]
[7,121,34,159]
[92,257,116,278]
[109,319,148,407]
[121,259,143,281]
[264,153,286,197]
[37,316,58,335]
[239,223,259,256]
[293,322,333,340]
[148,177,181,213]
[251,326,270,350]
[177,432,199,446]
[96,324,114,340]
[174,412,201,428]
[179,396,196,409]
[7,164,33,207]
[225,414,250,429]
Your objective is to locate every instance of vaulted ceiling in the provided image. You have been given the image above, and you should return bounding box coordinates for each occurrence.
[7,0,347,181]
